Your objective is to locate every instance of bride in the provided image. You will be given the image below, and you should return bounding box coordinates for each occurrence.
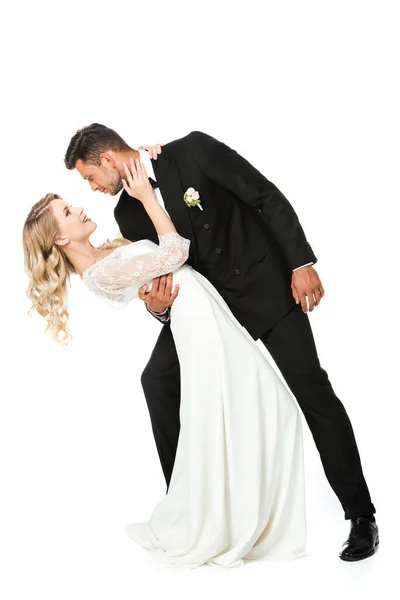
[22,157,307,570]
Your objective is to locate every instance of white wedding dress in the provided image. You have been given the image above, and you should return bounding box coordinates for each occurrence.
[83,231,307,570]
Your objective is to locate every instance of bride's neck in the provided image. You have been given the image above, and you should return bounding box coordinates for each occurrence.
[63,241,113,277]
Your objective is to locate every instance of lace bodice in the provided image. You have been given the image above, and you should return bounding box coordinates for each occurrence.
[82,231,191,309]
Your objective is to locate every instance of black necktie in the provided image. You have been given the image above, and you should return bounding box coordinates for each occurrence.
[148,176,159,189]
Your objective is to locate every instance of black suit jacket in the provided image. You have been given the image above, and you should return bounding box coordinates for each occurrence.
[113,131,317,340]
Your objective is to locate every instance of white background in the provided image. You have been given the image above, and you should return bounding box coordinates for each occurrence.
[1,0,398,597]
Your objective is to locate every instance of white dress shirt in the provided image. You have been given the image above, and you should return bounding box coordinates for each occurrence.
[138,148,171,218]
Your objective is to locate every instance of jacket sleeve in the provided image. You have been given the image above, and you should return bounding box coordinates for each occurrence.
[145,303,171,324]
[186,130,317,271]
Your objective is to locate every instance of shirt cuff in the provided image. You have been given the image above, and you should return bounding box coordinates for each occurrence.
[293,262,313,272]
[146,304,169,316]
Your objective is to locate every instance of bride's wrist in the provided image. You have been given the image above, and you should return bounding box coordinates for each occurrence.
[141,192,157,205]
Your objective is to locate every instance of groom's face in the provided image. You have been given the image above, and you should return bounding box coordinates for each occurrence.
[76,157,123,197]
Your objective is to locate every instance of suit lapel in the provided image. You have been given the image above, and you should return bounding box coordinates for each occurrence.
[151,154,199,269]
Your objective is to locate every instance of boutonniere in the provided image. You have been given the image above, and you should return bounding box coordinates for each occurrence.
[184,187,203,211]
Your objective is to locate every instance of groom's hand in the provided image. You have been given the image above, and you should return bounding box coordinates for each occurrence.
[291,265,325,312]
[138,273,179,312]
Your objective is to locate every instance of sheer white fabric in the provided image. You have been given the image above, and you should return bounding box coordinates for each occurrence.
[82,231,190,308]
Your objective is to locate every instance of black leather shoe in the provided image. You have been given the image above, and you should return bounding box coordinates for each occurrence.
[339,517,379,561]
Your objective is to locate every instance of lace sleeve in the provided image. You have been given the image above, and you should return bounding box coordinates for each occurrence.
[91,231,190,303]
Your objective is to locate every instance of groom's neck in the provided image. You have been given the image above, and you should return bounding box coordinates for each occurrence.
[118,149,140,164]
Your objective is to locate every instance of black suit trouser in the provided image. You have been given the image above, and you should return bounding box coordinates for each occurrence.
[140,302,375,520]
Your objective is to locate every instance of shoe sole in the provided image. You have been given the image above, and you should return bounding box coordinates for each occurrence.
[339,537,379,562]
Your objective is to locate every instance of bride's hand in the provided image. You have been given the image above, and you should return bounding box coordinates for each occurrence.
[122,158,154,203]
[138,143,163,160]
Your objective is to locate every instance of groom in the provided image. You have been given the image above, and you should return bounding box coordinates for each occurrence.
[64,124,378,561]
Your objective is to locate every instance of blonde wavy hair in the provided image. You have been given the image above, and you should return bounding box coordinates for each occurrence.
[22,192,132,347]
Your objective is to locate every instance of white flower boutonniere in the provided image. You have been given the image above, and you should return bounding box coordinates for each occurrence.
[184,187,203,211]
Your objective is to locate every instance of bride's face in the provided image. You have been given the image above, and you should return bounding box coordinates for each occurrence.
[51,198,97,245]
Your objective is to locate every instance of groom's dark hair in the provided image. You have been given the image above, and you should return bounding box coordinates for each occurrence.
[64,123,133,170]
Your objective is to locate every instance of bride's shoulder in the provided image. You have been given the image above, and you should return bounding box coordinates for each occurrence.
[114,238,158,258]
[121,238,157,251]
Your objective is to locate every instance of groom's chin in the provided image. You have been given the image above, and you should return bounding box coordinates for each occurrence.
[111,186,122,196]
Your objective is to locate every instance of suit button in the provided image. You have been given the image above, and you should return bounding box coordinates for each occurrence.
[204,223,210,229]
[215,247,221,253]
[235,268,240,275]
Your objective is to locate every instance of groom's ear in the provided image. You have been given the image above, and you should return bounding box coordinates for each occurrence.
[99,152,116,168]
